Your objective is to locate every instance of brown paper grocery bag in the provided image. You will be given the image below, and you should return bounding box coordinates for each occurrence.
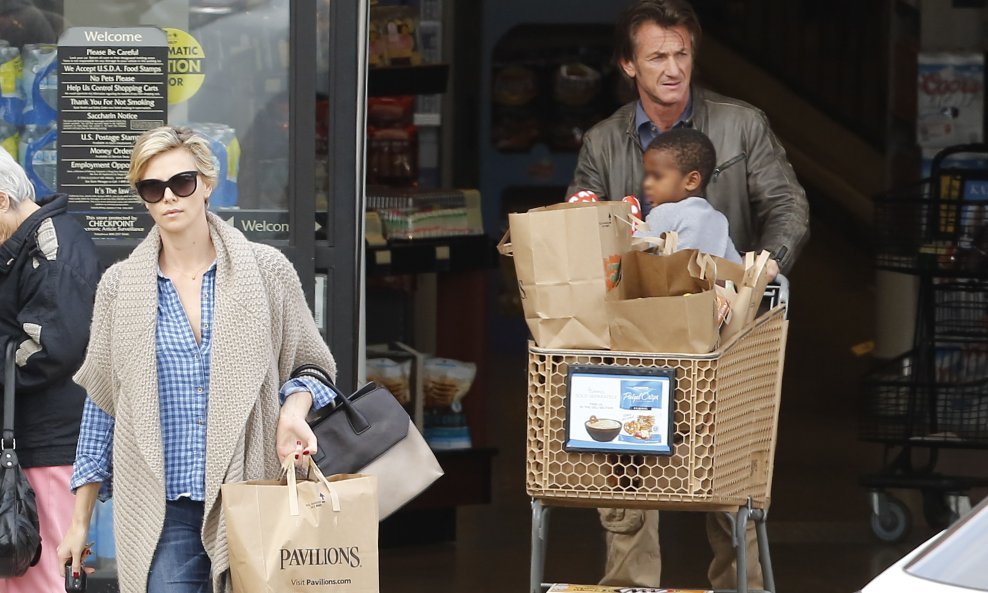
[221,458,379,593]
[606,250,719,353]
[498,201,632,349]
[719,250,773,341]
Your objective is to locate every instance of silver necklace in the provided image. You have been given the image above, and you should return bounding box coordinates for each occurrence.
[171,260,213,280]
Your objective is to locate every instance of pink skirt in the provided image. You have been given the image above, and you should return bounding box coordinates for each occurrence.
[0,465,75,593]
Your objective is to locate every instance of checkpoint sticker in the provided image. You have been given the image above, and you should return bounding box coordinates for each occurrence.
[164,27,204,105]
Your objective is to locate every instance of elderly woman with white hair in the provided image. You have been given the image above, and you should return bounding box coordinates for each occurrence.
[0,147,102,593]
[56,126,338,593]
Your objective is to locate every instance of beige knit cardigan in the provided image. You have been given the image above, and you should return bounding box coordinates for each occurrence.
[74,212,337,593]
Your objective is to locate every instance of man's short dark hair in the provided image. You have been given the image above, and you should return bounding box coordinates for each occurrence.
[646,128,717,193]
[615,0,702,66]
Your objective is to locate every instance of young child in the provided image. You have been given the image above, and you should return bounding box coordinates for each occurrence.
[634,128,742,263]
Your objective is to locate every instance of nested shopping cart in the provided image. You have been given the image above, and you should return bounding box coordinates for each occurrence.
[860,144,988,542]
[526,283,789,593]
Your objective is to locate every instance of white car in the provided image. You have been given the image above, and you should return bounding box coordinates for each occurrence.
[861,495,988,592]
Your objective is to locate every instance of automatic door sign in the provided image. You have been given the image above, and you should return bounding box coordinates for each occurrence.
[164,28,205,105]
[564,365,675,455]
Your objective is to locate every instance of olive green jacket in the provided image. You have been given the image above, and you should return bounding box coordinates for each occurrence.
[567,86,810,273]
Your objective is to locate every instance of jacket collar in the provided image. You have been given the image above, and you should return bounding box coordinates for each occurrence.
[624,86,704,139]
[0,194,68,273]
[690,85,709,131]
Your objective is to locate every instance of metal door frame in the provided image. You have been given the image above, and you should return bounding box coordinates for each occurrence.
[86,0,365,391]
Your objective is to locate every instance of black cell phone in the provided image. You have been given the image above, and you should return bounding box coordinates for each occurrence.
[64,560,86,593]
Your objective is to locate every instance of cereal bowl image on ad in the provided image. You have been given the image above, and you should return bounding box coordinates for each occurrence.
[584,416,622,442]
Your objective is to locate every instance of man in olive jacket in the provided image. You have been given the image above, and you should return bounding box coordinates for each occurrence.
[568,1,809,277]
[568,0,809,589]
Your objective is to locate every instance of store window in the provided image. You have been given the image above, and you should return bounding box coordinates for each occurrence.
[1,0,296,240]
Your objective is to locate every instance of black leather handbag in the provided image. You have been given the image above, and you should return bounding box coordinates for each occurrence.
[0,340,43,577]
[291,364,443,520]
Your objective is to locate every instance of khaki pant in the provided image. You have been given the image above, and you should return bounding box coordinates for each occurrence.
[598,509,762,589]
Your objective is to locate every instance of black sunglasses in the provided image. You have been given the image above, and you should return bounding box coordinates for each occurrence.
[135,170,199,203]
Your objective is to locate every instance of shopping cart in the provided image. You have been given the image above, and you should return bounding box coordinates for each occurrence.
[527,279,789,593]
[860,144,988,542]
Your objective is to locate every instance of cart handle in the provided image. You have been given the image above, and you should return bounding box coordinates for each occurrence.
[930,143,988,176]
[764,274,789,319]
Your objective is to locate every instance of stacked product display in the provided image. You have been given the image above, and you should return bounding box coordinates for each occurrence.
[366,345,477,451]
[0,42,58,198]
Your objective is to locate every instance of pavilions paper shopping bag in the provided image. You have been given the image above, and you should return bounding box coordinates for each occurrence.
[498,201,632,349]
[718,250,774,342]
[221,459,379,593]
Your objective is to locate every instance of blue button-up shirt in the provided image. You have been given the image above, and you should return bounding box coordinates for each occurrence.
[635,96,694,151]
[71,263,334,500]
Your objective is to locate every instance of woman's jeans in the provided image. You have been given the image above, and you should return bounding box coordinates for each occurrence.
[147,498,211,593]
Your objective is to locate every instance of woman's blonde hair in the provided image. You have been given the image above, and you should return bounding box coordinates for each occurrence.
[127,126,218,189]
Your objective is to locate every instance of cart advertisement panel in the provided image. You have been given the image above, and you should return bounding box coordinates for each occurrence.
[564,365,675,455]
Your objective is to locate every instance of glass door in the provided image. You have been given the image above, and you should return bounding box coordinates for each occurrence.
[1,0,365,388]
[315,0,368,392]
[5,2,367,586]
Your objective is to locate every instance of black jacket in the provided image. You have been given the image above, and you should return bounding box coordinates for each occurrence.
[0,194,103,468]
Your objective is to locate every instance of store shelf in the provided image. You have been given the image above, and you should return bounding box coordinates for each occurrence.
[367,234,497,275]
[368,64,449,96]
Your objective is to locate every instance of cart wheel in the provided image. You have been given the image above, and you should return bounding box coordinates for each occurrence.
[870,496,911,543]
[922,490,959,530]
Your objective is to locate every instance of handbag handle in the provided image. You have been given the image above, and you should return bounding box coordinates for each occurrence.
[282,455,341,516]
[3,340,16,449]
[290,364,371,435]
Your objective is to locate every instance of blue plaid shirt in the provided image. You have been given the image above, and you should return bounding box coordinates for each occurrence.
[71,263,334,500]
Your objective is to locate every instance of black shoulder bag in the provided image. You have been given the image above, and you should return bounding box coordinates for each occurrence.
[0,340,43,577]
[291,364,443,520]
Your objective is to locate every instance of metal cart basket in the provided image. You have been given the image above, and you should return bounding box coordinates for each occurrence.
[527,301,789,593]
[860,144,988,542]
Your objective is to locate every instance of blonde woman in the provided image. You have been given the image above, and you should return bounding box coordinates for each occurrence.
[56,126,336,593]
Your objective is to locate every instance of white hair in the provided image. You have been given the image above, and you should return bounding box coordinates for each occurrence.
[0,146,35,207]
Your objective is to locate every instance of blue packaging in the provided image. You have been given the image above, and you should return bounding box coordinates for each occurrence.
[618,380,663,444]
[185,123,240,209]
[0,46,24,126]
[619,380,664,410]
[21,44,57,128]
[19,123,57,198]
[0,121,18,161]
